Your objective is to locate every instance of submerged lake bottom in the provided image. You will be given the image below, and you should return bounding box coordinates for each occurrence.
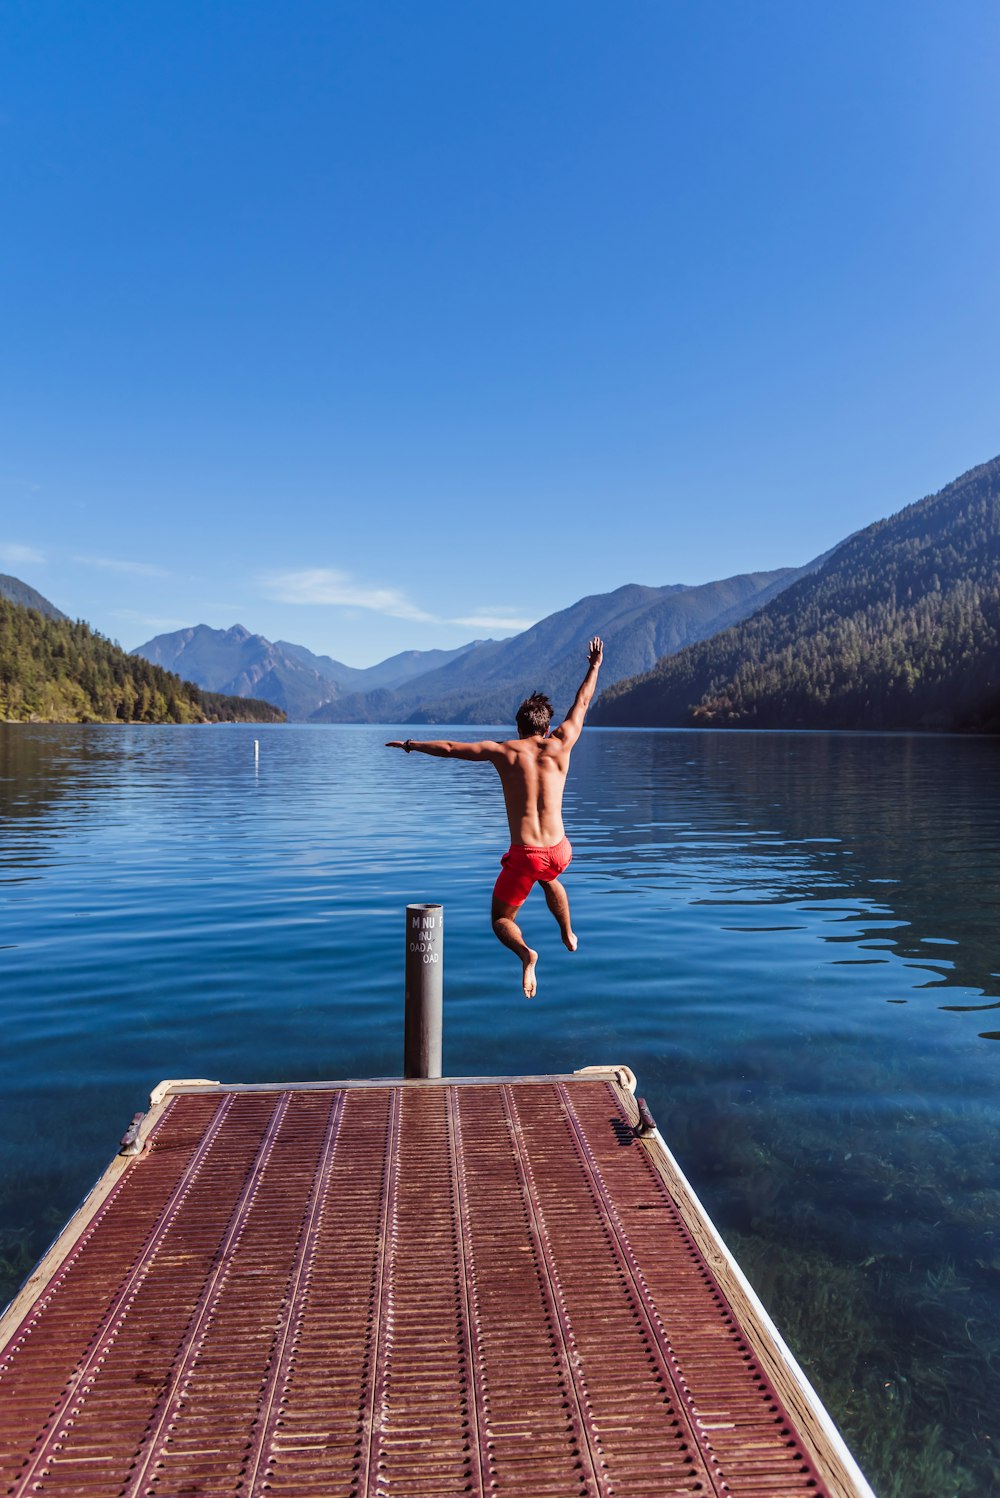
[2,723,999,1496]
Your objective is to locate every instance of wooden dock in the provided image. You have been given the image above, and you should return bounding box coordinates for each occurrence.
[0,1067,875,1496]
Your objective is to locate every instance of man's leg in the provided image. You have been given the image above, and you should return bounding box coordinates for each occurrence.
[542,877,578,952]
[492,896,539,998]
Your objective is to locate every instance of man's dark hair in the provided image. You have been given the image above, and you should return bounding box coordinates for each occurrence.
[516,692,553,738]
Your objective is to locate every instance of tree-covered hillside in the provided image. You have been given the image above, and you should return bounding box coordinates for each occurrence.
[596,456,1000,732]
[0,596,284,724]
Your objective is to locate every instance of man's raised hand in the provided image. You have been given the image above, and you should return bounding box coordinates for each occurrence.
[588,637,604,667]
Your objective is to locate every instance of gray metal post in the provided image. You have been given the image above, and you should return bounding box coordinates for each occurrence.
[404,903,443,1078]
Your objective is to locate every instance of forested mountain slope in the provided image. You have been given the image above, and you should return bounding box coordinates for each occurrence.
[0,594,283,724]
[595,456,1000,732]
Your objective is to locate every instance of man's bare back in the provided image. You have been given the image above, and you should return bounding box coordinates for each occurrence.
[386,637,604,998]
[492,734,571,846]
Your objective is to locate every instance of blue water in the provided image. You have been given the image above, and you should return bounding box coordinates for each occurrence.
[2,723,999,1496]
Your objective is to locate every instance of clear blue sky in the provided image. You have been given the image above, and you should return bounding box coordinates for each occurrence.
[2,1,998,666]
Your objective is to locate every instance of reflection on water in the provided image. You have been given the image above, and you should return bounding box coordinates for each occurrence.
[1,723,999,1495]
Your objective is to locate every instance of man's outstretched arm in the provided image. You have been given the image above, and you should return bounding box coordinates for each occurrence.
[385,738,502,761]
[552,636,604,746]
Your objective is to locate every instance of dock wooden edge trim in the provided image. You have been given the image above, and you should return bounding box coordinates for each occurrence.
[0,1155,132,1344]
[0,1077,217,1340]
[610,1089,877,1498]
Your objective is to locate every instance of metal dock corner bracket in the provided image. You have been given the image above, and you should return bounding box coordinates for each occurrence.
[118,1112,146,1156]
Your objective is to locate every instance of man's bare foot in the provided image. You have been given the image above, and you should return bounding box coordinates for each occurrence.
[563,931,578,953]
[522,949,539,998]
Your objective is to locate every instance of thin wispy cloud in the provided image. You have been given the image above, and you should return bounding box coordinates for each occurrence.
[263,567,534,636]
[74,555,170,578]
[452,612,535,634]
[0,543,45,566]
[262,568,437,623]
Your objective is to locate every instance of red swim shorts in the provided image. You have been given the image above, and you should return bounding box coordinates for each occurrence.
[493,836,573,910]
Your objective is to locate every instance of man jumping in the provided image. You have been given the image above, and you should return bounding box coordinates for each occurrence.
[386,637,604,998]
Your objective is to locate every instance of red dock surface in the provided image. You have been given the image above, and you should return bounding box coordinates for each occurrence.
[0,1069,874,1497]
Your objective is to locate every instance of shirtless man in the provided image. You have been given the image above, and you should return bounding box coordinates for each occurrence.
[386,637,604,997]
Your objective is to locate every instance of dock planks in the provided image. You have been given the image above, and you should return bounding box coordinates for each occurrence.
[0,1069,875,1497]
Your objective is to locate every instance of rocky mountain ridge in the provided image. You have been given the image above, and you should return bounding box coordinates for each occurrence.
[133,624,483,720]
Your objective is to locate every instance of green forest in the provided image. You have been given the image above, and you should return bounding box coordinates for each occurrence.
[0,597,284,724]
[596,456,1000,732]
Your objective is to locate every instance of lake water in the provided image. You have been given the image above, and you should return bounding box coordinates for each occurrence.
[2,723,999,1496]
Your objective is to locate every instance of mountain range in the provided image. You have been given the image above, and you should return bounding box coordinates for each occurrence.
[595,454,1000,731]
[135,624,482,721]
[323,568,827,723]
[134,567,809,724]
[10,450,999,732]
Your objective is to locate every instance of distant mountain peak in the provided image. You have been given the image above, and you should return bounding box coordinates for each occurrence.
[131,625,486,720]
